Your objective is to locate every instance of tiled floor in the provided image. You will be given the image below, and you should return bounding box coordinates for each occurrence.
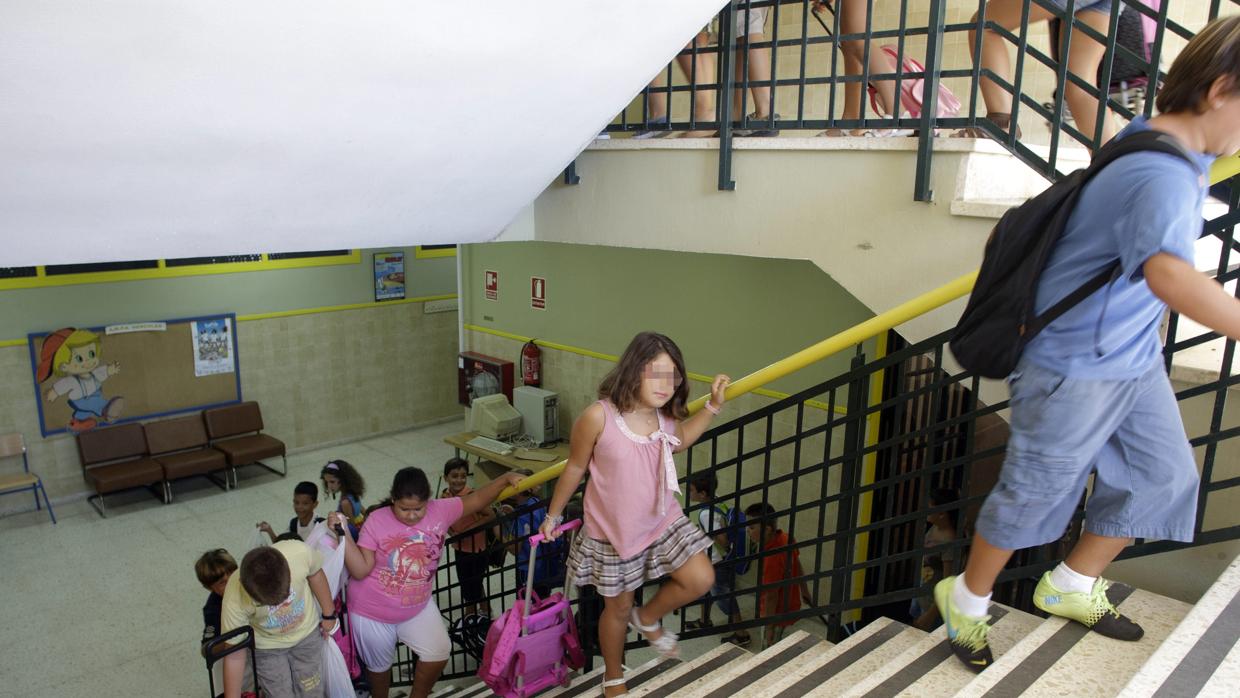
[0,418,832,698]
[0,419,467,698]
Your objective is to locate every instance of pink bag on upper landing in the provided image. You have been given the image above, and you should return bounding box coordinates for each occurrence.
[868,45,961,120]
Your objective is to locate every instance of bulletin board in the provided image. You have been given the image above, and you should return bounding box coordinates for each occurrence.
[28,313,242,437]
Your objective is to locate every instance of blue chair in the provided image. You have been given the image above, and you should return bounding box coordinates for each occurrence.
[0,433,56,523]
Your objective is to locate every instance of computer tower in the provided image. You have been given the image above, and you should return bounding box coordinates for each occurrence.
[513,385,559,445]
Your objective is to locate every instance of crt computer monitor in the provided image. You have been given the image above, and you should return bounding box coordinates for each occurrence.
[470,393,522,440]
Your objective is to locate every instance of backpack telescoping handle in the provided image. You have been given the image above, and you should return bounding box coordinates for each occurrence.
[520,518,582,634]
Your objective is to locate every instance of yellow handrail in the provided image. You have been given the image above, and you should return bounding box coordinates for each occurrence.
[498,151,1238,501]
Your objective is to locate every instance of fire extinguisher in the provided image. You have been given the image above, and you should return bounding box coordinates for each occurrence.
[521,340,542,387]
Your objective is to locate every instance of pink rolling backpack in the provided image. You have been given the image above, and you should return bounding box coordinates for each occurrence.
[867,46,962,122]
[478,519,585,698]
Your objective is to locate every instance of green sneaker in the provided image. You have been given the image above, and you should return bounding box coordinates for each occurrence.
[934,576,994,673]
[1032,572,1144,641]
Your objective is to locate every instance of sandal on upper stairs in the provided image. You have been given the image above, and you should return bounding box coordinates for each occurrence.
[602,677,629,696]
[953,112,1022,140]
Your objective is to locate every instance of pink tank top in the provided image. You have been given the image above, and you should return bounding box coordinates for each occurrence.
[583,400,685,559]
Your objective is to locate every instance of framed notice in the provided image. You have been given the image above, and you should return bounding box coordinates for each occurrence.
[374,251,406,302]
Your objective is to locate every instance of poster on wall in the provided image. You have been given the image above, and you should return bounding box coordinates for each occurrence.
[29,313,242,436]
[191,318,235,377]
[374,250,406,301]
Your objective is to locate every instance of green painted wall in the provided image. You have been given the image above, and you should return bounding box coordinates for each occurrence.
[461,241,876,394]
[0,247,456,341]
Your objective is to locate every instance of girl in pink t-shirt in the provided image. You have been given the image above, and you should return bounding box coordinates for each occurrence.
[330,466,523,698]
[540,331,730,697]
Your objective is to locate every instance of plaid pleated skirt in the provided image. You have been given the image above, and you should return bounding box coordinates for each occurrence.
[566,515,712,597]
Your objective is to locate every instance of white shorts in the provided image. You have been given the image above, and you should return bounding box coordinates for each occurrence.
[349,600,451,672]
[736,5,769,36]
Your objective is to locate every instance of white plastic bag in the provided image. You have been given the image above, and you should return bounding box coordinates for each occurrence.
[305,522,348,598]
[321,631,354,698]
[246,525,269,552]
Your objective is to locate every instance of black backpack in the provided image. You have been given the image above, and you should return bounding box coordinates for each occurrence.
[950,130,1195,379]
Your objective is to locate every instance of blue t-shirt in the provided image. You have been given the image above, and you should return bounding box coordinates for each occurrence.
[1022,117,1215,379]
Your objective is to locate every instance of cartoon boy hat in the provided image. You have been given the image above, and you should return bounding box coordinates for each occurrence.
[36,328,77,384]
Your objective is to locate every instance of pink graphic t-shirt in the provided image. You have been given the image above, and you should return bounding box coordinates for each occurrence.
[348,498,464,624]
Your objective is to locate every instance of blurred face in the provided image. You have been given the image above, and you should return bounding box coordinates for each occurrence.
[322,473,341,494]
[392,496,428,526]
[688,483,706,503]
[293,494,317,521]
[445,467,468,494]
[209,571,231,597]
[746,519,766,543]
[640,352,681,409]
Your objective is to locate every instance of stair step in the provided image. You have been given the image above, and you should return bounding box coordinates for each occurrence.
[730,617,922,698]
[955,583,1191,698]
[1118,554,1240,697]
[842,604,1041,698]
[544,655,681,698]
[629,641,752,697]
[655,629,828,698]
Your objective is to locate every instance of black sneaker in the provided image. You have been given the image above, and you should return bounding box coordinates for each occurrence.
[935,576,994,673]
[720,632,752,647]
[1034,573,1144,641]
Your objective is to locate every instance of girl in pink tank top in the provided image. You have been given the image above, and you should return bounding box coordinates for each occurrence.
[539,332,731,698]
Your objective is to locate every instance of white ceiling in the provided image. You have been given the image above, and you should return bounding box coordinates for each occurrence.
[0,0,726,266]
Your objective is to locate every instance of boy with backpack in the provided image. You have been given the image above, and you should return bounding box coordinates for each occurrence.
[687,475,750,646]
[941,16,1240,673]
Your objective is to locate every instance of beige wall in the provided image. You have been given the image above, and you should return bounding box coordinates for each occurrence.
[620,1,1226,146]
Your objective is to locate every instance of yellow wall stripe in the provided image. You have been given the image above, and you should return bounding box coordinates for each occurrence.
[0,295,458,346]
[463,323,845,414]
[0,251,362,291]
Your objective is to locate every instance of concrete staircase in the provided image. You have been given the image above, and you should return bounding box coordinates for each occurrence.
[433,554,1240,697]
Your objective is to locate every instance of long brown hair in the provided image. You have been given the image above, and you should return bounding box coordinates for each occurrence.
[598,332,689,419]
[1156,15,1240,114]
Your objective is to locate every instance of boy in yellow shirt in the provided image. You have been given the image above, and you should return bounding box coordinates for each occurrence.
[220,539,336,698]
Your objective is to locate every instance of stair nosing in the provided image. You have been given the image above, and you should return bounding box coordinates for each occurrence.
[700,634,825,698]
[775,620,908,698]
[639,644,753,698]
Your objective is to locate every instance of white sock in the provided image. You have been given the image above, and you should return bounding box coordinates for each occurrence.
[1050,562,1096,594]
[952,575,992,618]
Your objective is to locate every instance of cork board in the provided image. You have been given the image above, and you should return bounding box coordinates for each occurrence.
[28,314,241,437]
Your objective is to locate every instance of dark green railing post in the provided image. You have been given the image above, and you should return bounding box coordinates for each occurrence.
[717,1,737,191]
[829,351,869,641]
[914,0,947,202]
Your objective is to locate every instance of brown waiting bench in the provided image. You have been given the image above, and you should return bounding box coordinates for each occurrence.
[77,422,167,517]
[204,401,286,487]
[145,414,229,502]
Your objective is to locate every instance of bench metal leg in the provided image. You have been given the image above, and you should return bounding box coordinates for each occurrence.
[88,493,107,518]
[205,471,230,492]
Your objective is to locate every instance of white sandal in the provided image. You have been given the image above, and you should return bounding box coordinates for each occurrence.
[629,607,679,658]
[602,676,628,696]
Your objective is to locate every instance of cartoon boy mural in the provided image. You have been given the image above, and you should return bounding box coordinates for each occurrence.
[36,328,124,433]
